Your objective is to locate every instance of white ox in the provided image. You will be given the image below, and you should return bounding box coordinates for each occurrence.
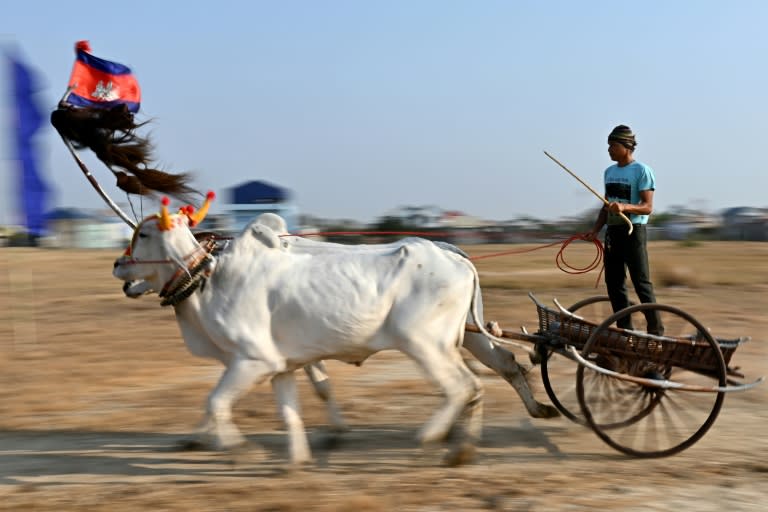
[255,213,557,420]
[114,200,500,464]
[121,214,558,428]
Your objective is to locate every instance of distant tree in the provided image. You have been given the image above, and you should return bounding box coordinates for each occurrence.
[371,215,413,233]
[369,215,443,241]
[650,212,673,226]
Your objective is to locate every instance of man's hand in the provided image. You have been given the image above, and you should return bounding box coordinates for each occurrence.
[607,201,625,214]
[583,229,599,241]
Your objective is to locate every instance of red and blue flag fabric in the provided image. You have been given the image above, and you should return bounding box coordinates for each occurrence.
[66,41,141,112]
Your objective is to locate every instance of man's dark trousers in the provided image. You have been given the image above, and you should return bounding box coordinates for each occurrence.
[604,224,664,335]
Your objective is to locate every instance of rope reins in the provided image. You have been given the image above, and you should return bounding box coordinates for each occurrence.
[187,230,604,278]
[282,230,606,285]
[465,233,605,287]
[123,229,605,307]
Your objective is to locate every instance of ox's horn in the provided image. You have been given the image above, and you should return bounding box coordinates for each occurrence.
[187,191,215,227]
[157,197,175,231]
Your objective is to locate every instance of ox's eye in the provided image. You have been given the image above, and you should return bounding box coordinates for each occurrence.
[138,233,149,239]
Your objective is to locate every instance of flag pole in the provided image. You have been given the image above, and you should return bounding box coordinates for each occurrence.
[543,150,633,235]
[55,87,137,228]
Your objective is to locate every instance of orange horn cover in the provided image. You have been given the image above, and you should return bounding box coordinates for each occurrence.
[187,191,215,227]
[157,197,175,231]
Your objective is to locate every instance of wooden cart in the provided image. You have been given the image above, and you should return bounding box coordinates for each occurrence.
[484,293,764,458]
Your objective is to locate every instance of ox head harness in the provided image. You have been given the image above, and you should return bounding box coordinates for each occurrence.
[158,236,217,307]
[123,192,220,307]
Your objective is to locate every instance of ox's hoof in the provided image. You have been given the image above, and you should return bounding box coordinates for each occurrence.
[328,422,350,435]
[176,438,210,451]
[313,428,346,450]
[214,437,251,452]
[177,433,253,453]
[529,402,561,419]
[418,427,452,445]
[443,442,477,467]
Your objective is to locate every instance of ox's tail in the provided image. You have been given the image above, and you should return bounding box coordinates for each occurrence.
[459,257,537,356]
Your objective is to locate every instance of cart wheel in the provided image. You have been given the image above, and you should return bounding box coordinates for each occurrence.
[541,296,616,424]
[576,303,727,457]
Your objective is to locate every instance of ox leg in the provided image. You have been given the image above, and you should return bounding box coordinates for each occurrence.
[200,357,273,450]
[406,344,483,447]
[463,332,559,419]
[272,371,313,465]
[303,362,349,432]
[462,389,484,442]
[443,388,483,467]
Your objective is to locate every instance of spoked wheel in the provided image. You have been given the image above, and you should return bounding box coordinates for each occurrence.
[576,303,727,457]
[541,296,617,424]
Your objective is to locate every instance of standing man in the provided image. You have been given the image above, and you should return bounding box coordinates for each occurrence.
[585,125,664,335]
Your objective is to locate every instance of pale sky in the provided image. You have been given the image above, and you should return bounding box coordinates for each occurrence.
[2,1,767,225]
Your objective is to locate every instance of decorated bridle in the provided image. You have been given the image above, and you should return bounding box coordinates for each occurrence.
[121,192,218,307]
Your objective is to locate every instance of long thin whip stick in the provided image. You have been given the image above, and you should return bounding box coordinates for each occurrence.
[56,87,137,228]
[59,134,137,228]
[543,150,633,235]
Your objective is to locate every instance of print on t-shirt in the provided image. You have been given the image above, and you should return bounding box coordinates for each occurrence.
[606,182,631,202]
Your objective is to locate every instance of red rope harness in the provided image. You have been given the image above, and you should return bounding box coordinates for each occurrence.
[286,230,605,285]
[554,234,604,275]
[287,231,443,238]
[560,235,605,287]
[468,233,604,287]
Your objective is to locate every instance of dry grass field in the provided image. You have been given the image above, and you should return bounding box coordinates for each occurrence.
[1,241,766,511]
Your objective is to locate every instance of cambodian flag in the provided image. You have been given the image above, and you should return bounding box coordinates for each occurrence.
[66,41,141,112]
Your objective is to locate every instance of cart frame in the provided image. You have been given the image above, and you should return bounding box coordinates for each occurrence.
[468,293,764,457]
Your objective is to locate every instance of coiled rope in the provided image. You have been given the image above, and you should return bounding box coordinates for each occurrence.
[468,233,604,286]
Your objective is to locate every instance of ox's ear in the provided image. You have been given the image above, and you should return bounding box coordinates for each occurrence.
[249,224,281,249]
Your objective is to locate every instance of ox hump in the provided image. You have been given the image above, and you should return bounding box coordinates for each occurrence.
[252,213,289,235]
[246,223,282,249]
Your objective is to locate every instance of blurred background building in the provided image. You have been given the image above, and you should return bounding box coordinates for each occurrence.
[222,180,299,235]
[43,208,130,249]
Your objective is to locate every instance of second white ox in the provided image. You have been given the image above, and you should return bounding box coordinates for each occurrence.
[114,199,503,464]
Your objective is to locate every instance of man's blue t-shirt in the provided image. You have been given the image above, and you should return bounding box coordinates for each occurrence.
[604,161,656,225]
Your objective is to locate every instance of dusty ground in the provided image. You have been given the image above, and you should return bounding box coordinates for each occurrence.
[0,243,766,511]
